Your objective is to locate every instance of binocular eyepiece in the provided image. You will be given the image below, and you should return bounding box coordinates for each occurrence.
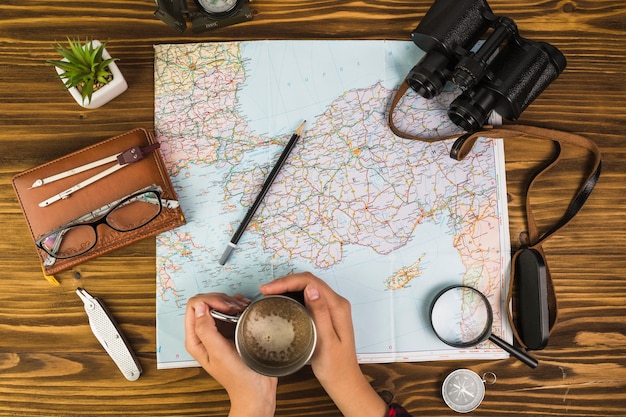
[406,0,566,132]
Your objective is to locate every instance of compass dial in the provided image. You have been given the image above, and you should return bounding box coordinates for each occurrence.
[442,369,485,413]
[195,0,240,16]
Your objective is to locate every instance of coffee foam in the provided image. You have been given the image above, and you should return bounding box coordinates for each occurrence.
[241,297,314,367]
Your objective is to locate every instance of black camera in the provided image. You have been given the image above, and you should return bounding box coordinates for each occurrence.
[406,0,566,132]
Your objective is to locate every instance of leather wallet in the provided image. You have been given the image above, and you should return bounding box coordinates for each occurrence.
[12,128,186,276]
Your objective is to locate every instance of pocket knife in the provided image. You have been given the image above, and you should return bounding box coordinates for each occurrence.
[76,288,142,381]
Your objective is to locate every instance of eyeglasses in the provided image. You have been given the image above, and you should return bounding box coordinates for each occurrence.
[36,187,166,260]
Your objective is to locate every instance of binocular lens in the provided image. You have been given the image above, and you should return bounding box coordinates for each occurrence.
[448,88,498,132]
[448,103,481,132]
[406,51,450,99]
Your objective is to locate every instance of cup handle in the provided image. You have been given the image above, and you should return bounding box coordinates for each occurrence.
[210,310,240,323]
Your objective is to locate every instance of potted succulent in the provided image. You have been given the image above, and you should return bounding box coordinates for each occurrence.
[46,38,128,109]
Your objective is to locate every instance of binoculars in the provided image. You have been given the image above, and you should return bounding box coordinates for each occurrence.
[406,0,566,132]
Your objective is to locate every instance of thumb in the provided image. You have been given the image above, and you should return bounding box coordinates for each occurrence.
[304,284,338,342]
[193,302,237,355]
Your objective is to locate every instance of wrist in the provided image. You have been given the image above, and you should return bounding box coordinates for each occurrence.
[228,398,276,417]
[321,370,387,417]
[226,378,277,417]
[314,356,363,388]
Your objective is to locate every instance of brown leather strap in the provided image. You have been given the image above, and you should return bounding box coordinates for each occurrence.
[388,79,462,142]
[389,85,602,348]
[451,126,600,348]
[450,125,602,244]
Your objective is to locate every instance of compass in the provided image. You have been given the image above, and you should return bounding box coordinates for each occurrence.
[154,0,251,33]
[194,0,242,17]
[441,369,496,413]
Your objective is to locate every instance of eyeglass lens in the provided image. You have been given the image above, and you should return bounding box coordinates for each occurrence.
[39,191,162,259]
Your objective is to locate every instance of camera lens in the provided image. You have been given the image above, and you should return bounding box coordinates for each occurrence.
[448,88,498,132]
[406,51,451,99]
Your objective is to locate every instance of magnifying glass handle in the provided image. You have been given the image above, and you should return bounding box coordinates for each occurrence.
[489,334,538,369]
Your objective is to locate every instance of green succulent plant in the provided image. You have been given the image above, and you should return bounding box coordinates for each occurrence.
[46,38,118,104]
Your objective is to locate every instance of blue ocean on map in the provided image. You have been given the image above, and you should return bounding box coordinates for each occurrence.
[318,221,466,353]
[238,41,424,136]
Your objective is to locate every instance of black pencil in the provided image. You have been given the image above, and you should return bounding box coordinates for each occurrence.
[218,120,307,265]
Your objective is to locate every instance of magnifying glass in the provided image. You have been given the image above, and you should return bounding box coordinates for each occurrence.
[429,285,538,369]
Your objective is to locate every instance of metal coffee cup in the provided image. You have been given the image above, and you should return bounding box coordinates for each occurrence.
[210,295,317,377]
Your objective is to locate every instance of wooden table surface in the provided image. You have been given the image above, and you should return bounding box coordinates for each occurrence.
[1,0,625,416]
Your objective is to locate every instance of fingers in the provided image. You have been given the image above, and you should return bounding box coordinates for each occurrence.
[261,272,341,303]
[184,293,250,366]
[260,272,313,294]
[184,299,210,365]
[309,283,354,345]
[193,292,251,312]
[262,273,354,343]
[302,283,338,343]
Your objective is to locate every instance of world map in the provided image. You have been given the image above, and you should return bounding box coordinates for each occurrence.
[153,40,511,368]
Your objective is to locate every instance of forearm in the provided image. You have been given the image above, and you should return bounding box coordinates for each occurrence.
[321,370,388,417]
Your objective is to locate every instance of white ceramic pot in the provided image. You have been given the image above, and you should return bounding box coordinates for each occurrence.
[54,40,128,109]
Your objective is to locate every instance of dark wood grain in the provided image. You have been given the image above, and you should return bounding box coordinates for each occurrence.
[1,0,625,415]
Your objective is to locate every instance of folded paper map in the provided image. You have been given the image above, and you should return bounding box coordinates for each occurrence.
[153,40,510,369]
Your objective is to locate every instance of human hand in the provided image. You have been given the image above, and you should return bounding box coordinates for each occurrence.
[260,272,357,384]
[260,272,387,417]
[185,293,278,417]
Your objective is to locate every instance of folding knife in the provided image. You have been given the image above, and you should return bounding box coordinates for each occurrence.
[76,288,142,381]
